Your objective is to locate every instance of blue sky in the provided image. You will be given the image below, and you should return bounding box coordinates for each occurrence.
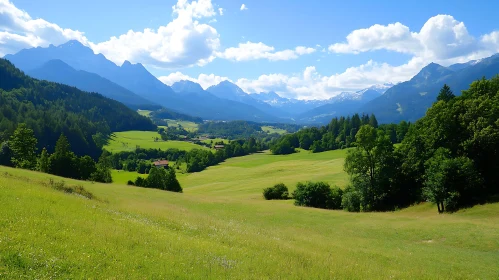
[2,0,499,99]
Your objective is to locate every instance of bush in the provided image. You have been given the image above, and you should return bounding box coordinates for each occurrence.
[263,183,289,200]
[127,180,135,186]
[329,186,344,210]
[293,181,342,209]
[342,186,361,212]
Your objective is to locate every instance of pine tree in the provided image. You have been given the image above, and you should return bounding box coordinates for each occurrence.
[10,123,38,170]
[37,148,50,173]
[437,84,455,102]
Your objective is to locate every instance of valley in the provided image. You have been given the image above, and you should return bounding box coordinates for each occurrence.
[1,156,498,279]
[2,1,499,278]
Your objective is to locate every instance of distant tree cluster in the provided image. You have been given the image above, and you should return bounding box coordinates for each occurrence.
[129,166,182,193]
[271,114,410,155]
[198,121,264,139]
[150,108,203,123]
[343,80,499,213]
[3,124,112,183]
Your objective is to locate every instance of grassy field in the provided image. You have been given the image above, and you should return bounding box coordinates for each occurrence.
[261,125,287,135]
[137,109,152,117]
[112,169,148,185]
[104,131,208,153]
[165,119,199,132]
[2,149,499,278]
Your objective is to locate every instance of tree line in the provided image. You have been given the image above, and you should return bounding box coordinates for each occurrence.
[271,113,411,155]
[343,80,499,213]
[1,124,112,183]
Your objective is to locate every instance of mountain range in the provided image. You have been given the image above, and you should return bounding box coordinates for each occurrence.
[361,54,499,123]
[4,40,499,124]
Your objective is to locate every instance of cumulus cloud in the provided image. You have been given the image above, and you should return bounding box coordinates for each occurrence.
[90,0,220,68]
[0,0,89,56]
[328,14,499,63]
[217,41,316,61]
[240,4,248,11]
[218,8,224,16]
[158,72,230,89]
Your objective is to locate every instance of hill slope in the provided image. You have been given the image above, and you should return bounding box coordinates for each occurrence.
[1,153,498,279]
[0,58,155,157]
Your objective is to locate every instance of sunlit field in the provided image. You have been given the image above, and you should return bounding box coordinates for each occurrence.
[103,131,207,153]
[2,150,498,278]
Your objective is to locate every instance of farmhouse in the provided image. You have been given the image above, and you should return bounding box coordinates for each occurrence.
[152,160,169,169]
[214,145,225,150]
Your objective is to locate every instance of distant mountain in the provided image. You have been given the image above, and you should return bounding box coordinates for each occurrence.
[171,80,204,94]
[5,41,282,122]
[447,59,482,71]
[27,59,156,108]
[0,58,155,158]
[207,81,292,118]
[296,84,393,123]
[360,53,499,123]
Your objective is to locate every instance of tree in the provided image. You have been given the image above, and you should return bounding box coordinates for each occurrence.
[9,123,37,169]
[78,155,97,180]
[145,167,166,189]
[263,183,289,200]
[37,148,50,173]
[165,167,182,192]
[423,148,482,213]
[293,181,337,209]
[368,114,378,128]
[49,134,77,178]
[437,84,455,102]
[344,125,396,211]
[91,150,113,183]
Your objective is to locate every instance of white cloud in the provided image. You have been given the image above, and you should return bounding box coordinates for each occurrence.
[328,14,499,63]
[240,4,248,11]
[218,8,223,16]
[217,41,315,61]
[90,0,220,68]
[0,0,89,56]
[158,72,230,89]
[235,58,428,100]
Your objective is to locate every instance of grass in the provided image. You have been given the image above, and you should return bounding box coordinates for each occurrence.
[137,109,152,117]
[165,119,199,132]
[261,125,287,135]
[201,138,230,147]
[112,169,147,185]
[1,149,499,279]
[103,131,208,153]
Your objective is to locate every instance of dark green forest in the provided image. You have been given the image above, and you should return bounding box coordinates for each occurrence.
[0,59,155,158]
[271,113,410,154]
[340,80,499,213]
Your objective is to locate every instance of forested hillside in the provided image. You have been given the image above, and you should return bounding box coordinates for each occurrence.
[0,59,155,158]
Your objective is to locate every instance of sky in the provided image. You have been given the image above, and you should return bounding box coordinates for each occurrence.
[1,0,499,99]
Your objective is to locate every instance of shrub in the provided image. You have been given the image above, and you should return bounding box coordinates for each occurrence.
[263,183,289,200]
[127,180,135,186]
[293,181,339,209]
[342,186,361,212]
[329,186,344,210]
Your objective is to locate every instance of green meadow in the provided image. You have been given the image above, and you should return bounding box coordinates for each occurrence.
[104,131,207,153]
[137,109,152,117]
[261,125,287,135]
[1,149,498,278]
[165,119,199,132]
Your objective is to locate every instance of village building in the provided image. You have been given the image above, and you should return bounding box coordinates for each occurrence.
[152,160,169,169]
[214,145,225,150]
